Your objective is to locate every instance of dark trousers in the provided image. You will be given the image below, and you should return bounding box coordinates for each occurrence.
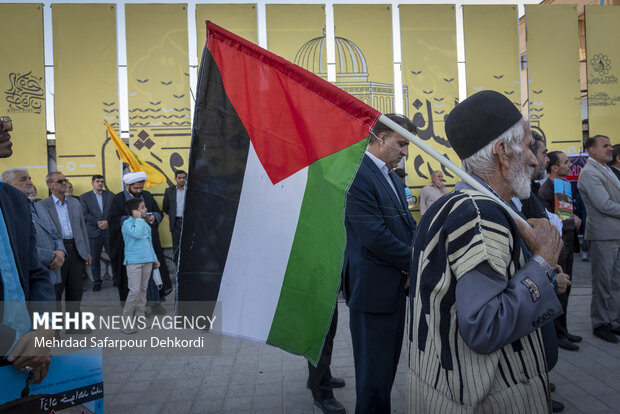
[555,235,575,338]
[308,306,338,400]
[55,239,85,314]
[172,217,183,264]
[349,298,406,414]
[89,232,110,285]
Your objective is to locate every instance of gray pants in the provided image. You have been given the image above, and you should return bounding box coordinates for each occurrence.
[123,263,153,319]
[589,239,620,330]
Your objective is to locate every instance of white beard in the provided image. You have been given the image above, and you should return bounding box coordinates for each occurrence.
[509,152,535,200]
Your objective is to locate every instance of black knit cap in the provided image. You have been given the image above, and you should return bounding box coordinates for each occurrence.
[445,90,523,160]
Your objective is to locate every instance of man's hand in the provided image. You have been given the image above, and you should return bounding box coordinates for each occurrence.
[573,215,582,231]
[97,220,108,230]
[7,329,52,384]
[154,261,160,269]
[404,276,410,290]
[146,214,155,224]
[516,218,563,267]
[556,271,571,295]
[85,253,92,267]
[48,250,65,270]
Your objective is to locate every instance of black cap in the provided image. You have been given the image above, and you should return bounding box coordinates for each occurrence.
[445,90,522,160]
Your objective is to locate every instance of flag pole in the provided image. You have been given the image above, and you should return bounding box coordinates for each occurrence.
[378,114,527,225]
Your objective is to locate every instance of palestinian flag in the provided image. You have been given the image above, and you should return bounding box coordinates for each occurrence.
[178,22,380,363]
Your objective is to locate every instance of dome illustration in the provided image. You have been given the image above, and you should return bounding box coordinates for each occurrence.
[293,34,407,115]
[294,35,369,82]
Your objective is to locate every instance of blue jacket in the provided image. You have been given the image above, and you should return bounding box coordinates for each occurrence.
[122,217,158,265]
[342,154,417,314]
[0,184,55,354]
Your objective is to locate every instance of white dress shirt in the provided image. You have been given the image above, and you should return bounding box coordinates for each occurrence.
[365,151,400,199]
[176,186,186,217]
[52,194,73,239]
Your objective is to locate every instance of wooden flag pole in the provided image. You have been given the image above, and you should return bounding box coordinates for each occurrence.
[378,114,528,225]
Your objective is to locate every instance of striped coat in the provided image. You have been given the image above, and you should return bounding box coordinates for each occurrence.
[407,189,550,414]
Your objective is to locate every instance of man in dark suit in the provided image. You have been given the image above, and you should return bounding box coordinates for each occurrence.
[80,174,114,291]
[0,117,55,383]
[162,169,186,264]
[342,114,417,414]
[108,172,172,306]
[39,171,92,328]
[2,167,66,287]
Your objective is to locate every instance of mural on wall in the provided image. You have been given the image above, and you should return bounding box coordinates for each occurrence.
[526,4,581,154]
[585,5,620,145]
[0,4,48,187]
[294,34,408,116]
[400,5,460,217]
[53,4,121,194]
[4,71,44,114]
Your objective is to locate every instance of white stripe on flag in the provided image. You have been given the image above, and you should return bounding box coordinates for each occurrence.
[216,143,308,342]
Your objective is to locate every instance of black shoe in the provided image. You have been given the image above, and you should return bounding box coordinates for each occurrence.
[609,325,620,336]
[593,326,619,343]
[557,337,579,351]
[328,377,345,388]
[552,399,565,412]
[314,398,346,414]
[566,333,582,343]
[306,377,346,389]
[550,382,556,393]
[92,283,102,292]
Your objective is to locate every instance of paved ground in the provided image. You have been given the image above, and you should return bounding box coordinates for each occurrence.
[78,253,620,413]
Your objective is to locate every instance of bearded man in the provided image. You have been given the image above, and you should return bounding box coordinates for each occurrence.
[108,172,172,308]
[407,90,564,413]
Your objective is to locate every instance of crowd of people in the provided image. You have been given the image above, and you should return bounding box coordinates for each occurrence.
[312,91,619,414]
[1,88,619,414]
[0,117,189,385]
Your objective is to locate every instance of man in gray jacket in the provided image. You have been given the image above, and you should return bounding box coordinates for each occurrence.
[577,135,620,343]
[39,171,92,332]
[1,168,66,285]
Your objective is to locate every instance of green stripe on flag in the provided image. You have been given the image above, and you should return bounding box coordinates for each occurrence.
[266,139,367,363]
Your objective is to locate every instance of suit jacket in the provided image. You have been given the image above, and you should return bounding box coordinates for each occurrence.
[162,185,182,232]
[38,195,90,260]
[612,165,620,182]
[342,154,416,314]
[577,158,620,240]
[0,184,55,354]
[32,202,66,285]
[80,190,113,239]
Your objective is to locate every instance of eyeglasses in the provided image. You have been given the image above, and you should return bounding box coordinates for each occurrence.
[0,116,12,132]
[55,179,67,184]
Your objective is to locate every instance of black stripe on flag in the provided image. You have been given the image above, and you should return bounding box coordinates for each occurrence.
[177,46,250,311]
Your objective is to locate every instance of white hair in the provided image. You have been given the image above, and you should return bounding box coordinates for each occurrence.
[461,119,527,177]
[1,167,28,184]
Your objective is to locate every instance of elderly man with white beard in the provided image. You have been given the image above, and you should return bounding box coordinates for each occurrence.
[407,90,564,414]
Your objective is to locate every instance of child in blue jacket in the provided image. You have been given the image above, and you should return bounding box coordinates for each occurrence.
[121,197,160,333]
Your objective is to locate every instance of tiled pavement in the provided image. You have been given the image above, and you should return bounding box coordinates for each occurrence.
[80,254,620,413]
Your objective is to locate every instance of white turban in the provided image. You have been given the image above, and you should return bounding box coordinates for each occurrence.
[123,171,147,185]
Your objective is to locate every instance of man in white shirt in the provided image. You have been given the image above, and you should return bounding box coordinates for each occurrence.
[163,170,186,264]
[38,172,91,331]
[419,170,449,215]
[80,175,114,291]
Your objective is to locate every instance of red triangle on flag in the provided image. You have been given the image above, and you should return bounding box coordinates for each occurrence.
[206,22,381,184]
